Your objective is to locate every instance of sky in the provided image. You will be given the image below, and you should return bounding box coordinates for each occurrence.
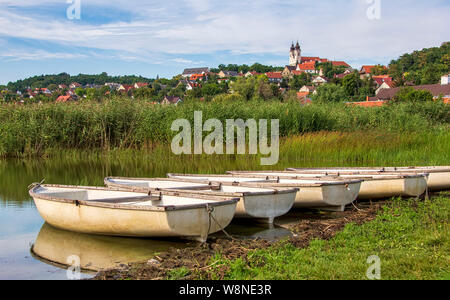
[0,0,449,84]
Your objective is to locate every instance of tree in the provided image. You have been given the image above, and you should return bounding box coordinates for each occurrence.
[231,77,256,100]
[371,65,388,76]
[312,84,348,103]
[201,83,221,98]
[393,87,433,103]
[289,73,310,91]
[75,88,86,98]
[342,72,362,96]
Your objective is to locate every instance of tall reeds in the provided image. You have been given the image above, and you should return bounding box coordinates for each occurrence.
[0,97,448,157]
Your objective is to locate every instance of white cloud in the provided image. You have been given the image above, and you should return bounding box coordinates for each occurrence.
[0,0,448,67]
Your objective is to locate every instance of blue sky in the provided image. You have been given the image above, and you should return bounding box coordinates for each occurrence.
[0,0,449,84]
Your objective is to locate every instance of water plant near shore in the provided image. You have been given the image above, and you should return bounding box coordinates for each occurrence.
[0,98,448,157]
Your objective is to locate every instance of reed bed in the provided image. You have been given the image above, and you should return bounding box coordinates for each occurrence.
[0,98,448,157]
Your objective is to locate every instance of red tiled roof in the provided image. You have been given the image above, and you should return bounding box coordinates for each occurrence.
[301,57,320,63]
[56,95,72,103]
[297,62,316,71]
[346,101,388,107]
[335,72,351,79]
[135,82,149,88]
[292,70,304,76]
[119,84,134,92]
[360,65,386,74]
[297,91,309,98]
[373,76,394,87]
[190,74,205,80]
[266,72,283,79]
[332,61,350,67]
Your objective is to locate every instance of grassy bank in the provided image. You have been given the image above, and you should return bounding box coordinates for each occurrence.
[0,98,448,157]
[169,193,449,280]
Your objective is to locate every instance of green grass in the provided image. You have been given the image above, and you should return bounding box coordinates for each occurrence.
[171,194,450,280]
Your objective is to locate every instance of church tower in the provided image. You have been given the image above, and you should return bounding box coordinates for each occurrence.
[289,41,302,66]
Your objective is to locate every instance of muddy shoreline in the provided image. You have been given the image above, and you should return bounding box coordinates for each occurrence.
[93,200,387,280]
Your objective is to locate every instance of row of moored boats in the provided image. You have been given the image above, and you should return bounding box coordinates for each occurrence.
[30,166,450,242]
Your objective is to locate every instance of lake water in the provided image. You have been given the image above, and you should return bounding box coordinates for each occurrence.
[0,156,294,280]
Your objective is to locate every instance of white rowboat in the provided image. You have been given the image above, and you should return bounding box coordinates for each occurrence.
[104,177,298,224]
[227,171,429,200]
[286,167,449,191]
[29,184,238,242]
[167,174,362,212]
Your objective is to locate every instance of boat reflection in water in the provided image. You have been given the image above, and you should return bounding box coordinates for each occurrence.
[31,221,293,273]
[31,223,188,272]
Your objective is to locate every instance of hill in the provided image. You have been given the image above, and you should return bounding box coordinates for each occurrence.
[6,72,154,92]
[389,42,450,85]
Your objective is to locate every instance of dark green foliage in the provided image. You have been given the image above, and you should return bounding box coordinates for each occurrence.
[210,63,283,74]
[389,42,450,85]
[6,72,154,93]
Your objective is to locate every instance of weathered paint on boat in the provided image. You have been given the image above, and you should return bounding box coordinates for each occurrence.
[286,167,450,191]
[227,171,428,200]
[29,184,238,242]
[105,177,298,224]
[168,174,361,212]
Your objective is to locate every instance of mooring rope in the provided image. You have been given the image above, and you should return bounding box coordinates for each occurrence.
[206,204,234,241]
[27,179,45,190]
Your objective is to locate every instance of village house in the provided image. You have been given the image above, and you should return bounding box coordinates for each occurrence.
[105,83,121,90]
[35,88,52,95]
[312,76,328,85]
[297,61,317,74]
[117,84,134,93]
[186,82,201,91]
[162,95,183,105]
[189,73,206,81]
[244,71,262,77]
[360,65,387,79]
[218,70,239,78]
[56,95,75,103]
[373,74,450,102]
[331,61,351,68]
[334,69,353,79]
[182,67,209,78]
[134,82,149,89]
[282,66,297,78]
[441,74,450,85]
[69,82,81,89]
[265,72,283,84]
[373,75,395,95]
[299,85,317,95]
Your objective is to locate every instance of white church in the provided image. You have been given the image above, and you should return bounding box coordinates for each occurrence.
[289,41,302,66]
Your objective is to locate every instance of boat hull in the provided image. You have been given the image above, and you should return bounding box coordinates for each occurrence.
[234,192,296,224]
[357,177,428,199]
[240,182,361,212]
[286,167,449,192]
[33,196,236,242]
[427,172,450,191]
[294,182,361,211]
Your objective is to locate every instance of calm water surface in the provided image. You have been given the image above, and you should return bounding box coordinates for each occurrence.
[0,156,293,280]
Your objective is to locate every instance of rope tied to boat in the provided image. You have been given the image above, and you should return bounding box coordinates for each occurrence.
[205,204,234,241]
[28,179,45,190]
